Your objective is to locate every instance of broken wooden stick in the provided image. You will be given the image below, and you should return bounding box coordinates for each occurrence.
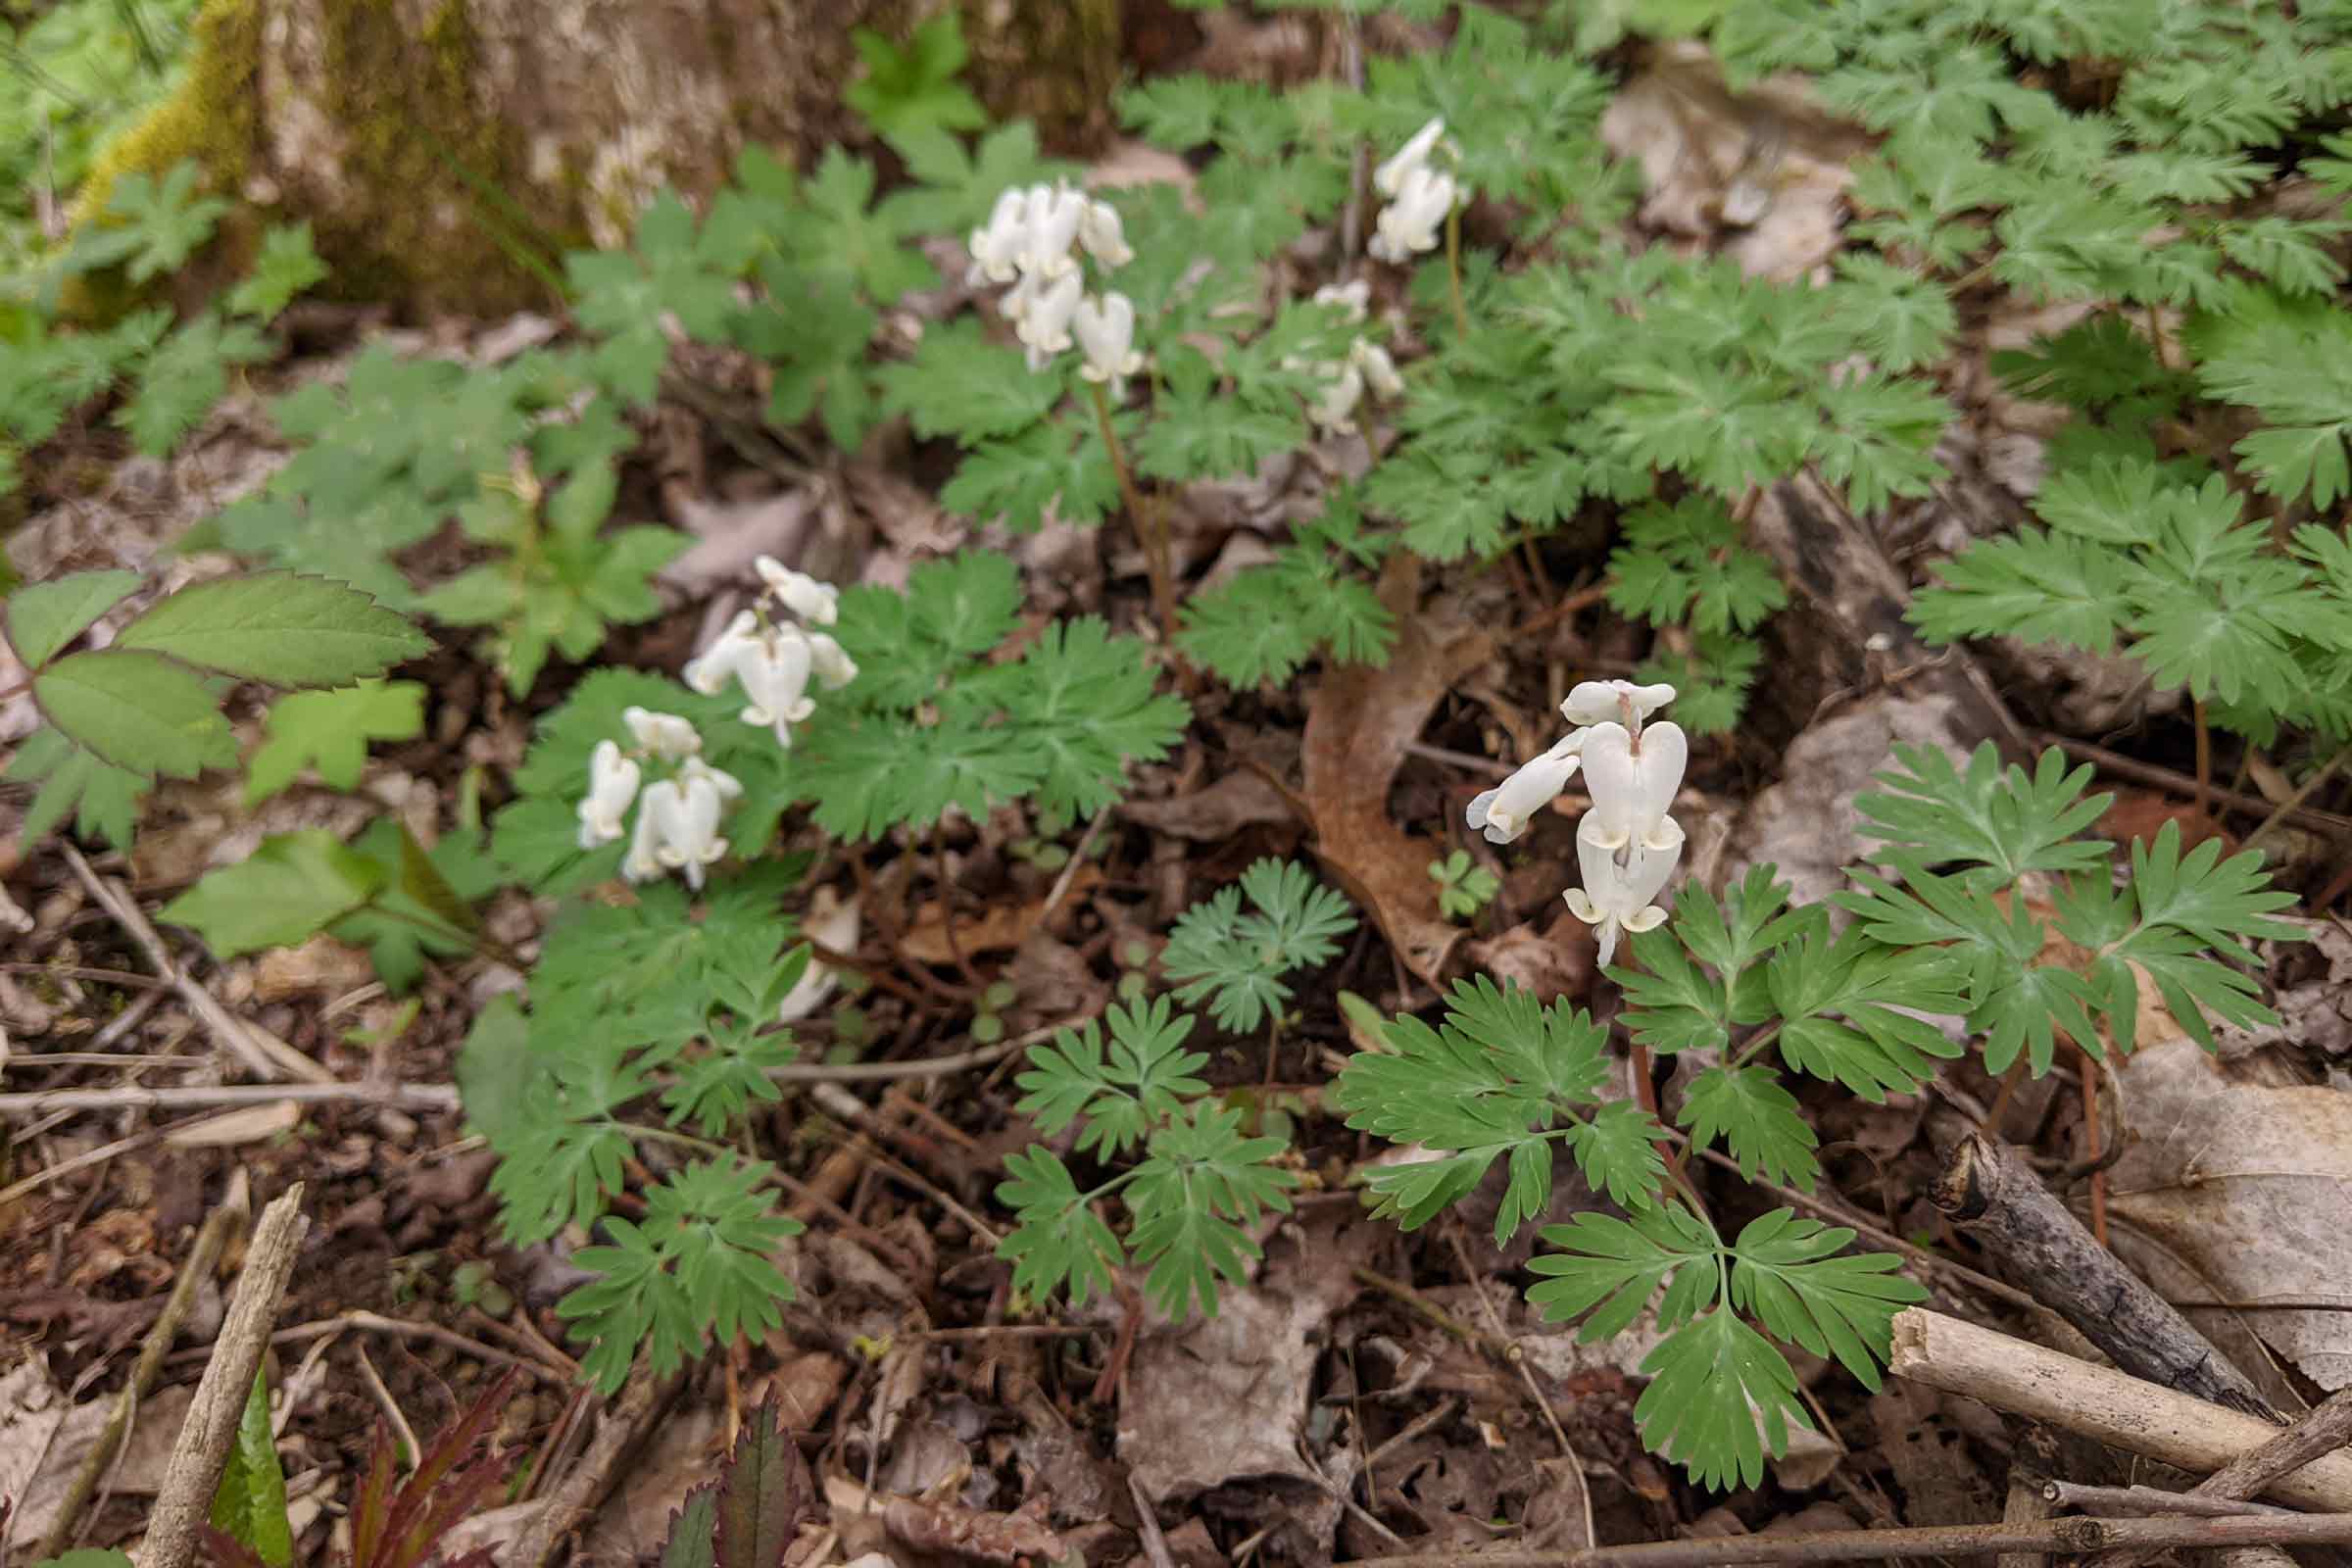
[1347,1512,2352,1567]
[1931,1133,2274,1418]
[1887,1309,2352,1512]
[34,1201,238,1560]
[139,1185,309,1568]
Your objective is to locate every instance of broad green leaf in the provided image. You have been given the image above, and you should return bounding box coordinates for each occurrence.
[208,1369,293,1568]
[36,650,236,778]
[114,572,429,687]
[6,570,140,669]
[160,830,388,957]
[711,1396,812,1568]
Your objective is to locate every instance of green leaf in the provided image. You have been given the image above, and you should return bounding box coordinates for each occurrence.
[874,319,1058,443]
[36,649,237,778]
[1855,742,2113,881]
[119,312,270,457]
[996,1145,1125,1307]
[1729,1209,1925,1386]
[245,680,426,801]
[1125,1102,1298,1317]
[1527,1205,1721,1341]
[160,830,388,957]
[456,994,536,1145]
[226,222,330,321]
[710,1396,811,1568]
[115,572,429,687]
[4,728,147,849]
[1679,1066,1821,1190]
[845,11,986,140]
[1634,1308,1810,1493]
[1014,997,1207,1157]
[6,569,140,669]
[1161,858,1356,1032]
[208,1369,293,1568]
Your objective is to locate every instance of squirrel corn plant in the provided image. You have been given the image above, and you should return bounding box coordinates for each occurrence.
[1341,691,2302,1489]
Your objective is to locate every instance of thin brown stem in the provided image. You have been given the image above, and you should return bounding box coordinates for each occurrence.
[1506,580,1613,643]
[929,819,982,987]
[1347,1515,2352,1568]
[1088,380,1175,642]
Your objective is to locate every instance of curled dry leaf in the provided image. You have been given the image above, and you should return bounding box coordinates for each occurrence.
[1299,554,1493,985]
[2107,1037,2352,1390]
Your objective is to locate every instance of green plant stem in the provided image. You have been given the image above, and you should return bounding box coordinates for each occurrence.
[1444,203,1469,337]
[1087,380,1176,643]
[1729,1021,1785,1070]
[363,901,530,972]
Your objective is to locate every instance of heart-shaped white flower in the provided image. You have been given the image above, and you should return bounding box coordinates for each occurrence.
[1563,831,1682,966]
[1576,720,1687,852]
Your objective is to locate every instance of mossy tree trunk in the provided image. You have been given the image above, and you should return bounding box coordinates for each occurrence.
[99,0,1119,316]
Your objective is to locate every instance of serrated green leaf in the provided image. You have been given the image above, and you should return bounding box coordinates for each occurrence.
[7,569,140,669]
[115,572,429,687]
[5,728,148,849]
[36,649,237,778]
[208,1369,293,1567]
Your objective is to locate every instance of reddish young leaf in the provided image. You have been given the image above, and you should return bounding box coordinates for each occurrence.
[711,1397,812,1568]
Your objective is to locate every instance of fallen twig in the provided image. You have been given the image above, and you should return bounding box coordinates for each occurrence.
[506,1371,680,1568]
[1932,1134,2272,1417]
[0,1080,461,1118]
[63,847,329,1085]
[2095,1384,2352,1568]
[2043,1481,2291,1519]
[2037,732,2352,837]
[1886,1309,2352,1511]
[34,1200,239,1560]
[140,1184,309,1568]
[1347,1513,2352,1567]
[164,1308,567,1383]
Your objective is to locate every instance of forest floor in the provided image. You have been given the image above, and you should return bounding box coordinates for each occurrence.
[4,5,2352,1568]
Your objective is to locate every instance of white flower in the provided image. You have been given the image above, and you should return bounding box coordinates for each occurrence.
[1073,291,1144,388]
[1017,269,1084,372]
[662,767,734,890]
[753,558,840,625]
[622,706,701,761]
[1313,279,1371,322]
[1002,266,1044,322]
[736,624,816,746]
[1305,361,1366,434]
[683,610,761,695]
[1022,182,1087,277]
[1560,679,1678,728]
[1375,116,1448,199]
[807,630,859,691]
[1369,165,1456,263]
[1351,338,1405,400]
[1464,732,1586,845]
[965,187,1029,285]
[1079,198,1133,268]
[1564,830,1682,967]
[1576,720,1689,853]
[576,740,641,850]
[623,777,681,884]
[679,755,743,802]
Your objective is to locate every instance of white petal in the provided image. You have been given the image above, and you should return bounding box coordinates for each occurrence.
[1374,116,1446,199]
[1576,723,1638,849]
[1312,279,1371,322]
[1078,198,1133,267]
[1561,679,1676,726]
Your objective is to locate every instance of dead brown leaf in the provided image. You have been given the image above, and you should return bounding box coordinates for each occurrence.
[899,868,1100,964]
[2107,1037,2352,1390]
[883,1494,1065,1562]
[1299,555,1493,985]
[1122,769,1298,842]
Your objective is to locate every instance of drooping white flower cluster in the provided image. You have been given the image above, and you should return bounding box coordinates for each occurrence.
[967,181,1143,393]
[1464,679,1689,966]
[1289,280,1407,435]
[1369,117,1460,264]
[576,707,744,891]
[683,557,858,750]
